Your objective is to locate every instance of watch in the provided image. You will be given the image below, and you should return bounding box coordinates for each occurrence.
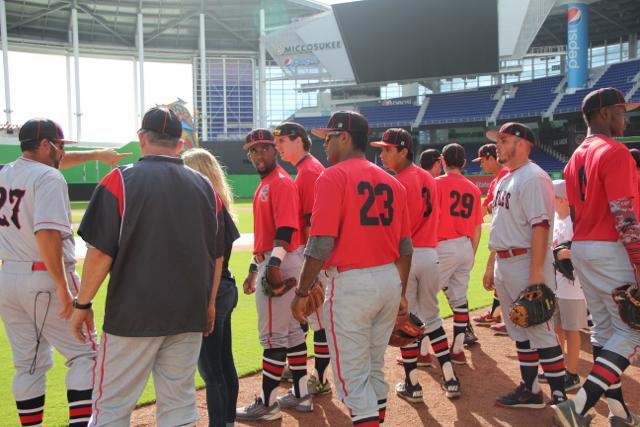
[73,297,92,310]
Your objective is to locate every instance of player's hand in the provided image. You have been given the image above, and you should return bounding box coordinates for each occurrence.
[557,248,571,260]
[204,303,216,336]
[398,295,408,318]
[266,265,283,286]
[71,308,95,343]
[243,272,257,295]
[487,202,494,215]
[291,294,308,324]
[97,149,132,167]
[57,287,74,320]
[483,267,495,291]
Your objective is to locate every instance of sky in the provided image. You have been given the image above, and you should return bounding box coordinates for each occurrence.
[0,0,355,145]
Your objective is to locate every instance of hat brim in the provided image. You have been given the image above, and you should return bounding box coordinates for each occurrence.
[471,156,483,163]
[369,141,397,148]
[623,102,640,112]
[58,138,78,145]
[243,140,275,150]
[311,128,339,138]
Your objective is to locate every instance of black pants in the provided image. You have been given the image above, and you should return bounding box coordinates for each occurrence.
[198,277,239,427]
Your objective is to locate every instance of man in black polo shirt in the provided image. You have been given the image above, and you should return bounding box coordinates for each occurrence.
[70,107,222,426]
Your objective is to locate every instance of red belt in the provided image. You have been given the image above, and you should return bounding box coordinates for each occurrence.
[32,262,48,271]
[496,248,528,259]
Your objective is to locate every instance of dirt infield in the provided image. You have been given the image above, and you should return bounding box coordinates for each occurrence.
[131,310,640,426]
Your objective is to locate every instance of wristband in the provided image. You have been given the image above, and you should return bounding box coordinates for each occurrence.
[73,297,92,310]
[295,287,309,297]
[268,246,287,267]
[249,263,258,273]
[624,240,640,265]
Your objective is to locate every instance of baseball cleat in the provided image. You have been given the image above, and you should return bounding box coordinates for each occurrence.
[565,372,581,392]
[608,411,640,427]
[307,375,331,395]
[236,397,282,421]
[277,389,314,412]
[551,391,568,405]
[473,310,501,325]
[464,324,479,346]
[495,383,545,409]
[551,400,593,426]
[449,347,467,365]
[396,380,424,404]
[442,377,462,399]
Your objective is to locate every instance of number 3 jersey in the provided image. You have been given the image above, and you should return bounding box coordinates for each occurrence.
[0,157,75,263]
[564,134,639,242]
[395,164,439,248]
[489,161,554,251]
[435,173,482,241]
[310,157,411,272]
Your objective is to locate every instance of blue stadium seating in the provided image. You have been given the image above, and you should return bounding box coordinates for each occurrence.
[422,86,499,125]
[498,75,563,120]
[293,115,333,129]
[359,104,420,128]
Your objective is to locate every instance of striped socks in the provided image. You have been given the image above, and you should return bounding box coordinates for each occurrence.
[313,329,331,384]
[593,346,631,419]
[399,342,419,385]
[451,304,469,353]
[287,343,309,398]
[16,395,44,427]
[261,348,287,406]
[68,389,92,427]
[516,340,540,393]
[538,346,566,400]
[378,398,387,424]
[427,327,455,381]
[575,349,630,416]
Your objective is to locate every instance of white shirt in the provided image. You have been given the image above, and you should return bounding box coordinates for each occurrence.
[552,214,585,300]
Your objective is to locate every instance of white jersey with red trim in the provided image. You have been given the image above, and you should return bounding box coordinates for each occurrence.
[0,157,75,263]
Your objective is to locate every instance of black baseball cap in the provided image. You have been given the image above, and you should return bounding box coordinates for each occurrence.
[139,107,182,138]
[274,122,311,144]
[442,143,466,168]
[486,122,536,145]
[19,118,76,144]
[630,148,640,169]
[370,128,414,151]
[311,111,369,138]
[472,143,497,162]
[581,87,640,115]
[419,149,441,169]
[244,128,275,150]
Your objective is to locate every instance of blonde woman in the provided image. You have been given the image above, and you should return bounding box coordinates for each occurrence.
[183,148,240,427]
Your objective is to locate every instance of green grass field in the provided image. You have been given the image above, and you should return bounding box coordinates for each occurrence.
[0,202,494,425]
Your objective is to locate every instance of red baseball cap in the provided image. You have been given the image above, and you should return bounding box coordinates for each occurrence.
[370,128,413,151]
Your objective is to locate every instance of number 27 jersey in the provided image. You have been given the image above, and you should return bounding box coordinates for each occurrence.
[310,158,411,272]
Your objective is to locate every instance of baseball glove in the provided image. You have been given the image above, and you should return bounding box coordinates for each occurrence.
[388,312,425,347]
[303,279,325,316]
[509,283,556,328]
[262,265,297,297]
[553,242,574,281]
[612,284,640,331]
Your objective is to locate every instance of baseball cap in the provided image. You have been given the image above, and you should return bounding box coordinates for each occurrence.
[419,149,441,169]
[442,143,466,168]
[273,122,311,144]
[629,148,640,169]
[486,122,536,145]
[244,129,275,150]
[552,180,567,199]
[472,143,497,162]
[139,107,182,138]
[581,87,640,115]
[311,111,369,138]
[370,128,414,151]
[19,118,76,144]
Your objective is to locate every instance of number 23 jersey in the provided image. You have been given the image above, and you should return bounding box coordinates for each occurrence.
[310,157,411,272]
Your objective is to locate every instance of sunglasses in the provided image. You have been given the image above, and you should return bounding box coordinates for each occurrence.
[324,131,344,142]
[48,140,65,150]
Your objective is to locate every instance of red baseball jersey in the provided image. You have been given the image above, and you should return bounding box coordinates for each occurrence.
[310,158,411,271]
[435,173,483,241]
[295,154,325,245]
[565,135,639,241]
[483,166,509,209]
[253,165,300,254]
[395,164,439,248]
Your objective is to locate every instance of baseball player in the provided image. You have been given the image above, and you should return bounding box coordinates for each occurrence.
[371,128,461,403]
[273,121,332,396]
[71,107,222,426]
[419,148,442,178]
[630,148,640,197]
[485,122,567,408]
[237,129,311,421]
[553,88,640,426]
[435,143,482,363]
[291,111,412,426]
[472,144,509,328]
[0,119,96,427]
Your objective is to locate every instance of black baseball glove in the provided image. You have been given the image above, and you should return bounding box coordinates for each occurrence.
[553,242,574,281]
[261,265,297,297]
[612,284,640,331]
[389,312,425,347]
[509,283,556,328]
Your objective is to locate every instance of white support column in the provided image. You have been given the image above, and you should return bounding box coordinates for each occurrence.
[222,56,227,135]
[133,58,139,128]
[199,12,207,140]
[66,56,72,133]
[259,9,267,128]
[0,0,11,124]
[71,3,82,141]
[137,11,145,116]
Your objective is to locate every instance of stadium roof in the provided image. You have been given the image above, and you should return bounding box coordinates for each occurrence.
[5,0,329,60]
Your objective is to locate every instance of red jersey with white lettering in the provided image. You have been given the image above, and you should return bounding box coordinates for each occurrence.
[295,154,325,245]
[311,158,411,271]
[253,165,300,254]
[435,173,483,241]
[395,165,439,248]
[483,166,509,209]
[565,135,639,241]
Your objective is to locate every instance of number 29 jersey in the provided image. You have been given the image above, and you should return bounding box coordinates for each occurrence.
[310,157,411,272]
[0,157,76,263]
[435,173,482,241]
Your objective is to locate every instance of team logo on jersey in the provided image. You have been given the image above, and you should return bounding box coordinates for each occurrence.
[259,185,270,202]
[495,190,511,209]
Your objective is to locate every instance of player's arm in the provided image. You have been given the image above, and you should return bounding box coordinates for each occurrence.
[395,238,412,318]
[483,250,496,290]
[205,256,223,336]
[35,229,72,320]
[60,149,132,169]
[609,197,640,280]
[471,224,482,255]
[291,236,334,323]
[529,221,550,284]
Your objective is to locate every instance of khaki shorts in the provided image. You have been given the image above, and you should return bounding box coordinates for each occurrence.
[553,298,588,331]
